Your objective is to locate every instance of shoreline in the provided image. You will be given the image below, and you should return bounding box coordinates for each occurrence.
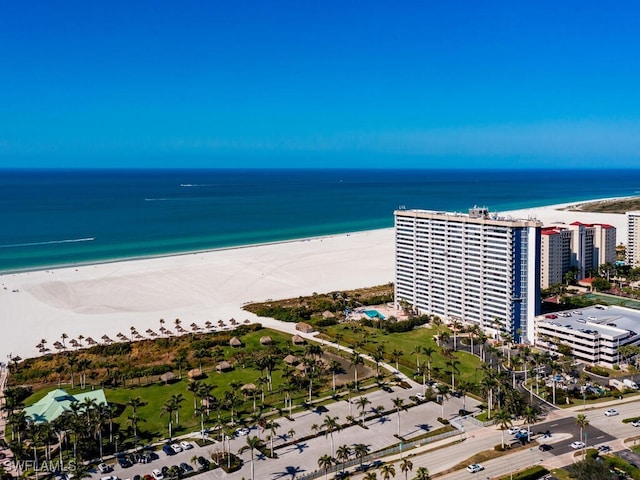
[1,197,633,361]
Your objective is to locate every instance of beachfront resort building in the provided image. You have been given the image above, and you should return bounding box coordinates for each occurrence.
[627,211,640,267]
[394,206,542,342]
[540,222,616,288]
[24,388,107,424]
[535,305,640,368]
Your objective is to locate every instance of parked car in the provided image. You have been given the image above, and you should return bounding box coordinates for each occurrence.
[604,409,619,417]
[631,420,640,427]
[162,445,175,456]
[180,441,193,450]
[98,463,112,474]
[570,441,586,449]
[466,464,484,473]
[170,444,182,453]
[151,469,163,480]
[416,392,426,401]
[196,456,210,470]
[179,463,193,473]
[539,444,553,452]
[507,426,520,435]
[117,456,132,468]
[235,427,250,436]
[598,445,612,453]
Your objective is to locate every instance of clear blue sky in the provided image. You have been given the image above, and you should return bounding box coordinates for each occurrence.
[2,1,639,169]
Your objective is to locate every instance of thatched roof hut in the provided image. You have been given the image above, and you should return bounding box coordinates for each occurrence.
[292,334,305,345]
[216,361,232,372]
[188,368,204,380]
[283,354,299,365]
[229,336,242,347]
[241,383,256,392]
[322,310,335,319]
[296,322,314,333]
[260,336,273,345]
[160,372,176,384]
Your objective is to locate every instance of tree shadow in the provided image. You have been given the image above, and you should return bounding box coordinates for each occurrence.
[272,465,306,479]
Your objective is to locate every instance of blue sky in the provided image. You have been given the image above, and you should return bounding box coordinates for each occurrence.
[1,1,639,169]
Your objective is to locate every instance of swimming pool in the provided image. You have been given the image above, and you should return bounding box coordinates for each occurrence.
[364,309,386,320]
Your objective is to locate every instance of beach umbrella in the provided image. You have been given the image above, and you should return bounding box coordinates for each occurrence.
[229,318,237,325]
[218,319,224,326]
[86,337,96,345]
[146,328,154,334]
[244,319,250,324]
[205,321,212,329]
[165,329,173,336]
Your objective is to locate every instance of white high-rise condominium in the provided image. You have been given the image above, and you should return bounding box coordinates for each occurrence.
[395,207,542,343]
[627,211,640,268]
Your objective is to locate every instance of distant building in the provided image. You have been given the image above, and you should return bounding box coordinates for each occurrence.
[394,206,541,342]
[535,305,640,368]
[540,222,616,288]
[627,211,640,267]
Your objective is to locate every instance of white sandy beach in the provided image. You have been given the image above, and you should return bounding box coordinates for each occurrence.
[0,198,632,361]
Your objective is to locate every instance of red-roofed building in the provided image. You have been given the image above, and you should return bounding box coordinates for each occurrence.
[540,221,616,288]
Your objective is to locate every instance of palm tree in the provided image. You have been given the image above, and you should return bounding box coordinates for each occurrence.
[447,357,461,391]
[238,435,265,480]
[413,466,430,480]
[336,444,352,473]
[372,347,385,378]
[390,349,404,372]
[171,393,185,426]
[353,443,370,469]
[523,404,539,438]
[187,380,202,413]
[364,473,378,480]
[576,414,589,445]
[422,346,435,382]
[412,345,422,369]
[356,396,371,424]
[266,420,280,456]
[350,351,364,390]
[380,463,396,479]
[436,384,450,419]
[392,397,405,437]
[329,359,341,392]
[400,458,413,480]
[493,409,513,448]
[323,415,341,457]
[162,398,178,441]
[318,454,336,480]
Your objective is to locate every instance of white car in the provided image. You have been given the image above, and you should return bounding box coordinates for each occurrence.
[236,427,250,436]
[170,443,182,453]
[151,469,164,480]
[570,441,586,449]
[416,392,426,401]
[466,464,484,473]
[604,409,619,417]
[507,426,520,435]
[98,464,112,474]
[631,420,640,427]
[180,441,193,450]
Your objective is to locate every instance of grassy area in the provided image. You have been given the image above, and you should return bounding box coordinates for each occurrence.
[563,197,640,214]
[320,322,483,389]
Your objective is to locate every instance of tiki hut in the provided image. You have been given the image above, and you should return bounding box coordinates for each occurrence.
[241,383,256,393]
[229,337,242,348]
[291,334,305,345]
[283,354,299,366]
[322,310,335,319]
[259,336,273,346]
[188,368,205,380]
[160,372,176,384]
[216,361,232,373]
[296,322,314,333]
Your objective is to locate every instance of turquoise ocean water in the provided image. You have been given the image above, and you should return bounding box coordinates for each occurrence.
[1,168,640,273]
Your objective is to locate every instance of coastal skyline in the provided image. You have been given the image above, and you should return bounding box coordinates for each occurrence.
[2,1,640,169]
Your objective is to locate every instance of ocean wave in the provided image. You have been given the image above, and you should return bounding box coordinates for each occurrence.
[0,237,95,249]
[145,198,168,201]
[180,184,215,187]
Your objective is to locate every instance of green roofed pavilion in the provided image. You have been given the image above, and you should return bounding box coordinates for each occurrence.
[24,388,107,424]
